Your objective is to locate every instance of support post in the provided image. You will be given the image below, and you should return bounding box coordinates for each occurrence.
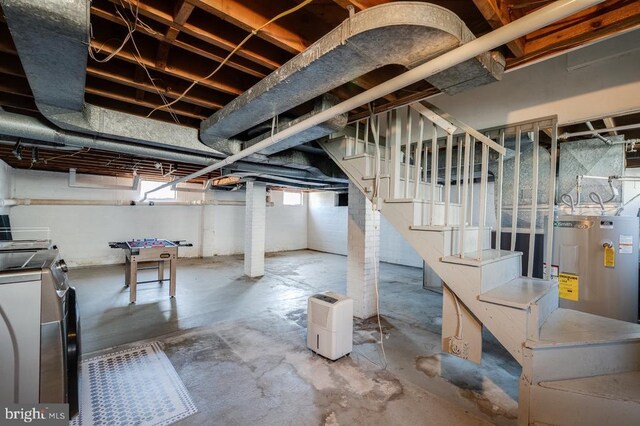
[347,182,380,319]
[244,181,266,277]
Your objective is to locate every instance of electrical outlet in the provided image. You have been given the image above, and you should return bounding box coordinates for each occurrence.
[446,336,469,360]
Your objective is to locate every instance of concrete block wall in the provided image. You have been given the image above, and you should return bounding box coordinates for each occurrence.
[0,160,12,215]
[244,182,266,277]
[307,191,423,268]
[6,167,308,266]
[347,182,380,318]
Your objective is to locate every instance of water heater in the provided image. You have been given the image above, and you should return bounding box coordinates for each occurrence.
[307,292,353,360]
[550,215,639,322]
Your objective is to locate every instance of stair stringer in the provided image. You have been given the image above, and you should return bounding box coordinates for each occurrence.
[381,200,528,364]
[323,136,532,364]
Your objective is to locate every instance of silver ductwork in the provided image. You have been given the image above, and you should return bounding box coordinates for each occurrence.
[0,0,349,159]
[1,0,503,171]
[214,94,347,155]
[0,111,345,182]
[200,2,505,150]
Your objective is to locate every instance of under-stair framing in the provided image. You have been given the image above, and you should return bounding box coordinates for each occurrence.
[321,102,640,425]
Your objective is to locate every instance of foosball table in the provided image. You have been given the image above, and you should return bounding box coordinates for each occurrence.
[109,238,182,303]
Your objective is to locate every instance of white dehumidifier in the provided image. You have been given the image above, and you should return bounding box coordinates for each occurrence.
[307,292,353,360]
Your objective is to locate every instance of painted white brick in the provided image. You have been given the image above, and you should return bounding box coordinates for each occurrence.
[347,182,380,319]
[244,181,266,277]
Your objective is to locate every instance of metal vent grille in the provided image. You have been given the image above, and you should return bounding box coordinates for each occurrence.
[311,302,330,328]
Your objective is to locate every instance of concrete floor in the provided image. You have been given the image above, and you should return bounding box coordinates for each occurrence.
[70,250,521,425]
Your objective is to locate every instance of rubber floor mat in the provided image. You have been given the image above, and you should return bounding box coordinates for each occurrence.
[71,342,197,426]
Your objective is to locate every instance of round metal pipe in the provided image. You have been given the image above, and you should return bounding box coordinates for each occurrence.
[143,0,605,200]
[561,123,640,139]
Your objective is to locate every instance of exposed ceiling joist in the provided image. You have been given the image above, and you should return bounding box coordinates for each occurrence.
[101,0,285,71]
[603,117,618,136]
[518,0,640,65]
[87,65,224,111]
[186,0,309,54]
[472,0,525,57]
[87,37,247,97]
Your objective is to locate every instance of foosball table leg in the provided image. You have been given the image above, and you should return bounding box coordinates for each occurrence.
[124,258,131,287]
[158,260,165,283]
[129,261,137,304]
[169,259,176,298]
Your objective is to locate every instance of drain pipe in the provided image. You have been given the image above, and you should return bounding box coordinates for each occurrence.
[142,0,604,201]
[560,123,640,139]
[586,121,612,145]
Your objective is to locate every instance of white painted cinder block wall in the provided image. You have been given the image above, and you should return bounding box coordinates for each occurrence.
[0,160,12,216]
[7,168,307,266]
[307,191,423,268]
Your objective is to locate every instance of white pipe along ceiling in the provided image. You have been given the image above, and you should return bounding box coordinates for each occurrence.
[0,0,503,190]
[0,0,605,201]
[141,0,607,201]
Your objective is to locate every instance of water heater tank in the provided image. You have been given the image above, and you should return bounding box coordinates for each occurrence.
[550,215,639,322]
[307,292,353,360]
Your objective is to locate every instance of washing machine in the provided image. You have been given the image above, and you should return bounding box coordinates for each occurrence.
[0,249,80,415]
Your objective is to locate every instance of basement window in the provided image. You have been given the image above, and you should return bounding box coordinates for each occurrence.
[336,192,348,207]
[282,191,303,206]
[140,180,176,200]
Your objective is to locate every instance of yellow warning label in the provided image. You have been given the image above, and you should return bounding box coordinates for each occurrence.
[604,245,615,268]
[559,273,579,301]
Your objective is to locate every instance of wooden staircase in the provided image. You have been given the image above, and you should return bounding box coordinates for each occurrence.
[321,103,640,425]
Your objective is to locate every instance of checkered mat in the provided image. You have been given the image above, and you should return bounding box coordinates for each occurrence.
[71,342,197,426]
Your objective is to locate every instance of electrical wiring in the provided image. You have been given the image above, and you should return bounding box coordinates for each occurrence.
[146,0,314,118]
[369,106,387,368]
[28,147,90,167]
[87,0,181,123]
[129,34,181,124]
[88,2,139,63]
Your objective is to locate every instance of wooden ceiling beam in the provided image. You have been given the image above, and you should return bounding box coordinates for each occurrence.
[332,0,388,11]
[84,85,208,120]
[101,1,395,104]
[348,85,440,122]
[86,93,201,127]
[87,65,224,110]
[0,73,32,98]
[0,93,38,113]
[155,1,195,70]
[91,3,268,79]
[101,0,283,71]
[603,117,618,136]
[472,0,525,57]
[522,1,640,58]
[133,66,146,102]
[0,53,24,77]
[187,0,308,54]
[88,38,245,97]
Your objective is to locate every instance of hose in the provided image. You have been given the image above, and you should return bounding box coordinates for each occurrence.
[588,192,605,214]
[560,193,575,213]
[603,179,619,203]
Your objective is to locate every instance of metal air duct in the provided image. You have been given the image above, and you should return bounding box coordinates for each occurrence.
[0,111,344,182]
[200,2,505,152]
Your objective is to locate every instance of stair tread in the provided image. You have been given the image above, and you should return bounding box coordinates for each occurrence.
[539,371,640,403]
[441,249,521,267]
[479,277,556,309]
[527,308,640,348]
[343,153,373,160]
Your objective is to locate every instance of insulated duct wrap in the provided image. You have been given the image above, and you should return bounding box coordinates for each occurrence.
[200,2,505,150]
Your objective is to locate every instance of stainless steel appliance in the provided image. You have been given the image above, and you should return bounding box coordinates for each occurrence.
[0,249,80,415]
[550,215,639,322]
